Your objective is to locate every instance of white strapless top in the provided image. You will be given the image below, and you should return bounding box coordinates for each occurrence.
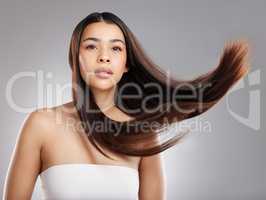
[39,163,139,200]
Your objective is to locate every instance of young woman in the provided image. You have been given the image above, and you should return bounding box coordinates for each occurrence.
[3,12,249,199]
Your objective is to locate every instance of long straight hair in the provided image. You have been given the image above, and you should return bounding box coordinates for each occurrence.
[68,12,250,159]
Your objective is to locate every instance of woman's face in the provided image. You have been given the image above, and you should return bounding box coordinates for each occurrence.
[79,21,128,91]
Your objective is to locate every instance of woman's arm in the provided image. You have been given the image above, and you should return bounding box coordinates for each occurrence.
[138,153,167,200]
[3,110,46,200]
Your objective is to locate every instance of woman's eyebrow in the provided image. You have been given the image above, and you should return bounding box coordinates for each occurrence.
[82,37,125,45]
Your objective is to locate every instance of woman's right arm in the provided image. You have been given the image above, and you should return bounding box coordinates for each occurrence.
[3,110,47,200]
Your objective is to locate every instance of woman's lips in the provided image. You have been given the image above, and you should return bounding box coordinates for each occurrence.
[94,67,113,79]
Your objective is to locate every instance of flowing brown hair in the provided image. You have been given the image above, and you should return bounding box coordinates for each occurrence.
[68,12,250,159]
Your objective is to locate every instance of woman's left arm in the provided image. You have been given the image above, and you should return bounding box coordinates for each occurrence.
[138,153,167,200]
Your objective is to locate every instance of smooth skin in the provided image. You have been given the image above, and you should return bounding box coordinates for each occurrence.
[3,22,166,200]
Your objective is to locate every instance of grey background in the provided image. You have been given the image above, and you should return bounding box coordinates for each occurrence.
[0,0,265,199]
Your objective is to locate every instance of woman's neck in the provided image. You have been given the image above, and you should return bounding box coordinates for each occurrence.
[90,86,117,112]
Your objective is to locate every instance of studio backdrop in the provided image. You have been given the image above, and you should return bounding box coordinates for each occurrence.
[0,1,265,199]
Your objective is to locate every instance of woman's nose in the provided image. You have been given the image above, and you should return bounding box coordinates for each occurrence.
[97,51,110,63]
[98,57,110,63]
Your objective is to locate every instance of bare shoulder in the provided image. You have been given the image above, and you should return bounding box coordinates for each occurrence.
[20,107,55,142]
[3,106,64,199]
[21,102,76,144]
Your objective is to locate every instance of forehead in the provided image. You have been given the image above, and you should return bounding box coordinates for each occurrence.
[81,22,125,42]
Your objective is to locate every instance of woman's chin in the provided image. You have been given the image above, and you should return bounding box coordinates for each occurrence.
[89,83,117,91]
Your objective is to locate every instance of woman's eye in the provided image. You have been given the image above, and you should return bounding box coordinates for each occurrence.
[112,46,122,52]
[86,45,96,50]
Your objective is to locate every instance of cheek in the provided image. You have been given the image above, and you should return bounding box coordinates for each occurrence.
[79,54,86,69]
[79,54,94,72]
[112,54,127,69]
[79,55,94,82]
